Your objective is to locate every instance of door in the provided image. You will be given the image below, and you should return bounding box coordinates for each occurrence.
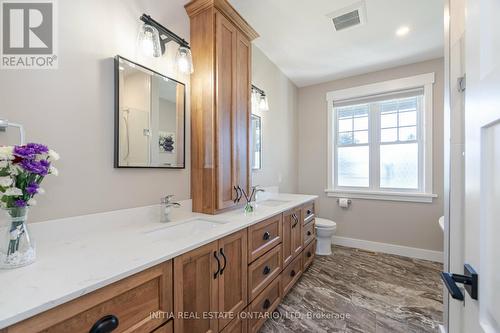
[174,241,219,333]
[217,230,248,330]
[216,12,238,211]
[235,31,251,196]
[446,0,500,331]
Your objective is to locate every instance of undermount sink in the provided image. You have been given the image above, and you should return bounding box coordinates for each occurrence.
[257,199,290,207]
[144,218,229,241]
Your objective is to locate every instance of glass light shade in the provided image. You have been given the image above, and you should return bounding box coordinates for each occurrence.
[138,24,162,58]
[176,46,194,74]
[259,94,269,111]
[251,90,260,114]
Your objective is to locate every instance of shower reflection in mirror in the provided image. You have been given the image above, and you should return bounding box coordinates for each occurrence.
[115,56,185,168]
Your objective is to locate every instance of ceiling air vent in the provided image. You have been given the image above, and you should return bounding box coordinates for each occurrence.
[327,1,367,32]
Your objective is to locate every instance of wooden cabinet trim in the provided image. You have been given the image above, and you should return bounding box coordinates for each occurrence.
[185,0,259,40]
[303,240,316,271]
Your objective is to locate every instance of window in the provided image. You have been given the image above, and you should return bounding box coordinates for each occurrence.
[326,73,436,203]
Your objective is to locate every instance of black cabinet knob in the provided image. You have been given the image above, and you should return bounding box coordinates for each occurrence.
[307,231,312,236]
[307,209,312,215]
[263,231,271,241]
[290,270,296,277]
[307,252,312,258]
[263,299,271,310]
[89,315,119,333]
[263,265,271,275]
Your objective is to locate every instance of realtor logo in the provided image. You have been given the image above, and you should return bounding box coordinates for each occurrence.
[1,0,57,69]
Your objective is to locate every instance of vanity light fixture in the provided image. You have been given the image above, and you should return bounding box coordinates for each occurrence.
[252,85,269,111]
[396,25,410,37]
[139,14,194,74]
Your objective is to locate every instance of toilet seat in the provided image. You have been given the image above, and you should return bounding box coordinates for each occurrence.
[315,217,336,230]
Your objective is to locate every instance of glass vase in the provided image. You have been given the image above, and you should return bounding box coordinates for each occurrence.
[0,207,36,269]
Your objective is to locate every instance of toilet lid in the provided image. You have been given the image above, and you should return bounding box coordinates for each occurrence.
[315,217,336,228]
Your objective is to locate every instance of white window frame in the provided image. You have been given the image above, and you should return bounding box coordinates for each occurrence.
[325,73,437,203]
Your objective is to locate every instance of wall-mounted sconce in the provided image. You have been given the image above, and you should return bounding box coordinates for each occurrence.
[138,14,194,74]
[252,85,269,112]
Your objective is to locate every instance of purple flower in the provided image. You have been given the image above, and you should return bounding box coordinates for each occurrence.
[14,199,27,207]
[20,159,49,176]
[26,182,39,195]
[13,143,49,160]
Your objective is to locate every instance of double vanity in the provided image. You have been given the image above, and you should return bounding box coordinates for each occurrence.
[0,194,317,333]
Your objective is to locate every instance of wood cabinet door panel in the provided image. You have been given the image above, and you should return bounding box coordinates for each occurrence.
[281,254,303,297]
[248,244,282,301]
[218,230,248,330]
[174,241,219,333]
[303,240,316,271]
[216,12,237,211]
[303,221,315,247]
[247,277,281,333]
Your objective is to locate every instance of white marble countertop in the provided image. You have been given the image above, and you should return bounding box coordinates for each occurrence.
[0,193,317,329]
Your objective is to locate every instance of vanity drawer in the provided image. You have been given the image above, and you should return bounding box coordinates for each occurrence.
[248,244,282,301]
[6,262,173,333]
[302,201,315,225]
[248,214,282,263]
[247,276,281,333]
[220,314,247,333]
[303,240,316,271]
[303,221,315,246]
[281,253,303,297]
[152,319,174,333]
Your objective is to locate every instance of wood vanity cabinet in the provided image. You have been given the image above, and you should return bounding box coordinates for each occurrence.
[4,262,173,333]
[173,229,248,333]
[185,0,259,215]
[282,207,303,268]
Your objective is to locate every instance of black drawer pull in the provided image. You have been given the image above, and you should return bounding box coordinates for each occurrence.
[89,315,119,333]
[213,251,221,279]
[307,209,312,215]
[263,299,271,310]
[307,251,312,258]
[263,265,271,275]
[263,231,271,241]
[290,270,296,277]
[307,231,312,236]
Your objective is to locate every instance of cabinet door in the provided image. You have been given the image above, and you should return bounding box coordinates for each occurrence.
[218,230,248,330]
[174,241,219,333]
[235,31,251,196]
[291,207,303,257]
[216,12,238,211]
[283,208,302,267]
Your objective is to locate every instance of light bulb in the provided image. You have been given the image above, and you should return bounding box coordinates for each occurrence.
[176,46,194,74]
[138,24,161,57]
[259,94,269,111]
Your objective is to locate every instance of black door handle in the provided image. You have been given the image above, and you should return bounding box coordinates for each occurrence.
[440,264,478,301]
[219,248,227,275]
[89,315,119,333]
[263,231,271,240]
[213,251,221,279]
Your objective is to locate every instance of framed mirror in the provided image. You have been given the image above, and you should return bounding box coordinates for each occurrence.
[251,114,262,170]
[114,56,185,168]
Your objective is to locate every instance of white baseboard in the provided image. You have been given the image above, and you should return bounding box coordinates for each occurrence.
[332,236,444,263]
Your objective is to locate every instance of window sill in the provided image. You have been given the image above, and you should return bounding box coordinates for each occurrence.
[324,189,437,203]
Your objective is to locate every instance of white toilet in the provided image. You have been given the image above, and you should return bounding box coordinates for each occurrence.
[315,218,337,256]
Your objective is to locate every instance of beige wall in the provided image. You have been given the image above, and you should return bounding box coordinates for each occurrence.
[0,0,192,222]
[252,46,299,193]
[297,58,445,251]
[0,1,300,222]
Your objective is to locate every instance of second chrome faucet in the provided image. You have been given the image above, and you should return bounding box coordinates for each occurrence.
[160,195,181,222]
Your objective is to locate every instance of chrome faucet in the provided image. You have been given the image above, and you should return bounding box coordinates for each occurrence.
[160,195,181,222]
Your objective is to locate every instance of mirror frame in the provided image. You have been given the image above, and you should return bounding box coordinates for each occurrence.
[114,55,186,169]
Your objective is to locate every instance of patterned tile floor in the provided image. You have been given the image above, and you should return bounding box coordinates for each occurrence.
[261,245,443,333]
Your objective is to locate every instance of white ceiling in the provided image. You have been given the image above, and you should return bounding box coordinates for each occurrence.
[230,0,444,87]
